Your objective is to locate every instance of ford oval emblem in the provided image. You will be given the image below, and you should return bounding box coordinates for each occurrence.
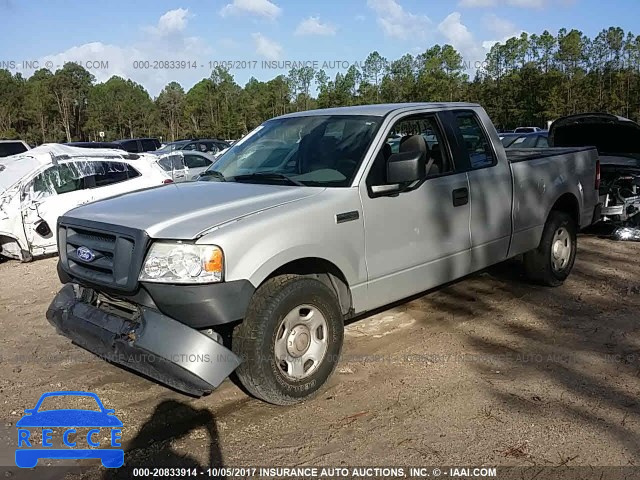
[76,246,96,262]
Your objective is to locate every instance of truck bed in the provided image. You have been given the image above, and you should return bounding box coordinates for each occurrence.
[506,146,597,163]
[507,145,600,257]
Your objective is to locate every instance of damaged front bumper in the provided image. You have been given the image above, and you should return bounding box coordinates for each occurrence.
[46,283,242,396]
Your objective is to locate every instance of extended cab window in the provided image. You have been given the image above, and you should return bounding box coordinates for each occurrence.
[454,112,496,169]
[367,114,452,187]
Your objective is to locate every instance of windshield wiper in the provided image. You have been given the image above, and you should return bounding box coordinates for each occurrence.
[198,170,226,181]
[232,172,304,186]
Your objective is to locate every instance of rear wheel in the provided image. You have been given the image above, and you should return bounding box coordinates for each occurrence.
[232,275,344,405]
[523,211,577,286]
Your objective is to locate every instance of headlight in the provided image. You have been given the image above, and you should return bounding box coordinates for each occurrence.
[139,242,223,284]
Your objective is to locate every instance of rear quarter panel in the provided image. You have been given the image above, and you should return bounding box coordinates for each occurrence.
[508,148,598,256]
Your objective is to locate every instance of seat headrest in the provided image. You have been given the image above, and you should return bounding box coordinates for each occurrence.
[399,134,428,161]
[382,143,392,158]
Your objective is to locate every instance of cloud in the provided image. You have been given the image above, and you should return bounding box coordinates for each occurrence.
[144,8,190,36]
[459,0,546,7]
[220,0,281,19]
[483,13,517,37]
[252,33,283,60]
[481,14,525,50]
[367,0,431,41]
[35,9,212,97]
[437,12,486,65]
[157,8,189,34]
[294,16,336,36]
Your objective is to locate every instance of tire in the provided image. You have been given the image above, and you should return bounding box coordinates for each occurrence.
[232,274,344,405]
[523,210,577,287]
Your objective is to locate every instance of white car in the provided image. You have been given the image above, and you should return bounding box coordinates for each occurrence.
[154,151,216,182]
[0,144,171,261]
[513,126,542,133]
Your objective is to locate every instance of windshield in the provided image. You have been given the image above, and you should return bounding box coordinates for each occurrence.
[201,115,382,187]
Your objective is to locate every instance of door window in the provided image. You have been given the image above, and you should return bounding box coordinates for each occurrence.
[184,154,212,169]
[32,164,85,198]
[158,155,185,171]
[141,139,157,151]
[367,114,452,188]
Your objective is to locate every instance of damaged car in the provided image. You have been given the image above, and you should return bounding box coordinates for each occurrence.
[0,144,172,261]
[549,113,640,238]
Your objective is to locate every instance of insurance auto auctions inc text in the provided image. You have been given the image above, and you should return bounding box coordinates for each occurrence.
[197,466,498,478]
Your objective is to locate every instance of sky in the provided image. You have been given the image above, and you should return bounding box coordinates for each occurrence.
[1,0,639,97]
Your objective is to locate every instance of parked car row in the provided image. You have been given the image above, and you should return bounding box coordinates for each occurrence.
[66,138,161,153]
[155,138,231,155]
[0,137,233,158]
[0,144,173,261]
[499,130,549,149]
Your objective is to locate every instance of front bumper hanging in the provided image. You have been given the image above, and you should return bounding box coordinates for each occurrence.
[46,284,242,396]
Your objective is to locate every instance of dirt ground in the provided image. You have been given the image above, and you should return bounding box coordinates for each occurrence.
[1,234,640,478]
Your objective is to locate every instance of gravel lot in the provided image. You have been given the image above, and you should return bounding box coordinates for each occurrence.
[1,234,640,478]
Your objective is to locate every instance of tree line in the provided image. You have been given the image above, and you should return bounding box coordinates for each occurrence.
[1,26,640,145]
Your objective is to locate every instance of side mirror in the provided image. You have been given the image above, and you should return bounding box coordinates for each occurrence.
[371,150,426,195]
[387,150,426,184]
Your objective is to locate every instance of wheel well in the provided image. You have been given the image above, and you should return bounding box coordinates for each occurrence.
[550,193,579,227]
[0,234,26,261]
[267,258,353,316]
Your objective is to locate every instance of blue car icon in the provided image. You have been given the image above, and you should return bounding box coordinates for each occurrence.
[15,391,124,468]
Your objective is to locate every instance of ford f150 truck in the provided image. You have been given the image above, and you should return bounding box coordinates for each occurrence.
[47,103,601,405]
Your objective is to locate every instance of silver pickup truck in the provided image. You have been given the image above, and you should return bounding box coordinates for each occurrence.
[47,103,601,404]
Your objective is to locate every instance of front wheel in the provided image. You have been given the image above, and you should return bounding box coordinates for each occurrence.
[523,211,577,286]
[232,275,344,405]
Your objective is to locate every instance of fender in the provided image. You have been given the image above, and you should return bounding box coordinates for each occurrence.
[245,244,361,290]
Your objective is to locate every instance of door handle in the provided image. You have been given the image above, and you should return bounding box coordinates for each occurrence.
[452,187,469,207]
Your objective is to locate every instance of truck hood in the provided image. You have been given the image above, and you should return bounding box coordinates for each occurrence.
[549,113,640,155]
[65,181,324,239]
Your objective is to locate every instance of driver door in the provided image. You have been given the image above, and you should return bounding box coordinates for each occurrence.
[359,111,472,310]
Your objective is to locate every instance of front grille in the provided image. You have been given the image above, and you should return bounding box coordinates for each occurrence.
[58,219,148,292]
